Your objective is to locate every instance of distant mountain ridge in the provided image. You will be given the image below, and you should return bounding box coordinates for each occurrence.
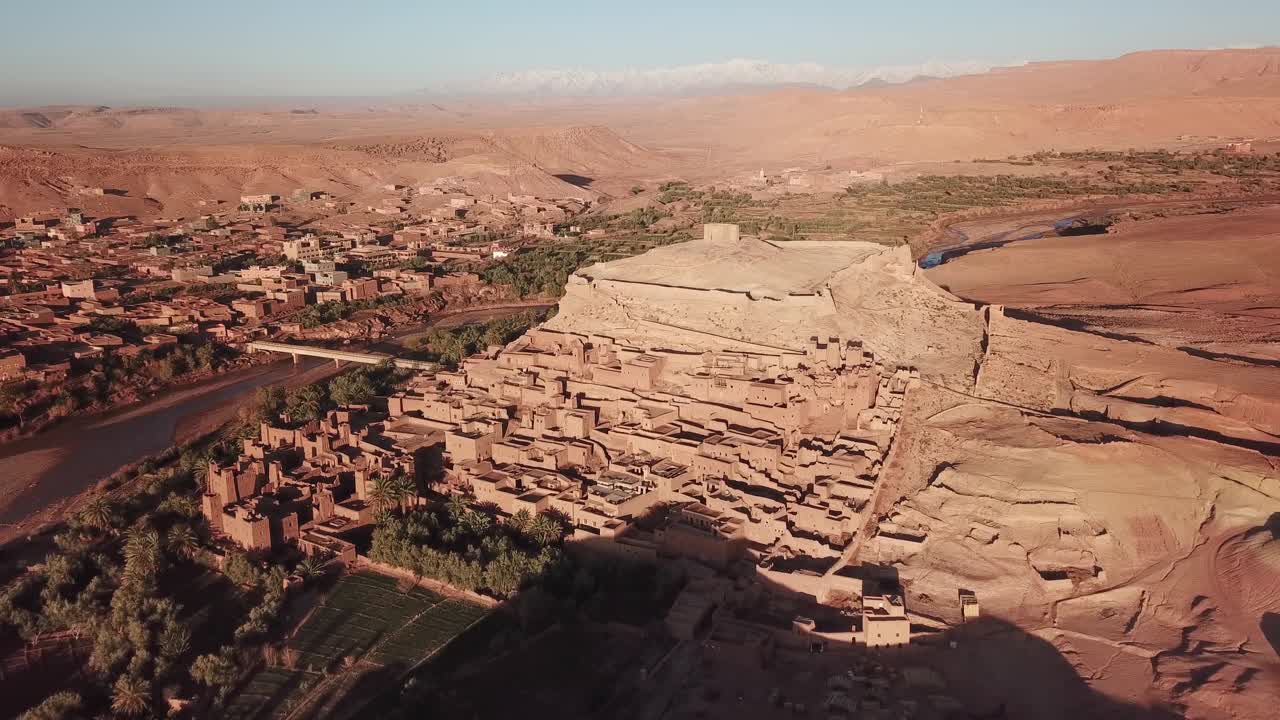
[893,47,1280,102]
[426,58,1003,97]
[3,47,1280,205]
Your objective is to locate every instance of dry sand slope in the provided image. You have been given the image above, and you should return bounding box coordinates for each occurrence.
[602,47,1280,168]
[0,125,675,217]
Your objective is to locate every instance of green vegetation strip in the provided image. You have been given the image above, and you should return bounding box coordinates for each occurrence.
[287,573,444,668]
[221,667,317,720]
[369,599,490,667]
[286,572,488,673]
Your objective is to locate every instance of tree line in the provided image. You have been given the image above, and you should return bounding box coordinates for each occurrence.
[409,309,550,367]
[368,497,569,599]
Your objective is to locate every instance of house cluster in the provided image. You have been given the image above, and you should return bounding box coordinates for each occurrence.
[0,180,592,383]
[201,407,433,564]
[727,167,885,194]
[204,309,920,647]
[434,327,915,561]
[0,273,220,383]
[318,176,585,233]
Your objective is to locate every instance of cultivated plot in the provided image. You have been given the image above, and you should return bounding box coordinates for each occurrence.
[288,572,444,669]
[371,599,490,667]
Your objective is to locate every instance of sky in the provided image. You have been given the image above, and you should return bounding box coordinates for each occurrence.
[2,0,1278,104]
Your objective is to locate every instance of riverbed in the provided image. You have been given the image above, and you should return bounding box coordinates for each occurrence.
[0,358,333,527]
[0,302,553,534]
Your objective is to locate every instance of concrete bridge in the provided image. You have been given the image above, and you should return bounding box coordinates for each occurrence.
[246,340,437,371]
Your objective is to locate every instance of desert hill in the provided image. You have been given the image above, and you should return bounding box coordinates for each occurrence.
[3,47,1280,227]
[892,48,1280,103]
[605,47,1280,167]
[0,136,611,218]
[0,121,694,215]
[546,221,1280,718]
[0,105,257,134]
[479,125,671,187]
[3,48,1280,210]
[0,103,464,137]
[549,228,984,388]
[912,47,1280,141]
[1,44,1279,718]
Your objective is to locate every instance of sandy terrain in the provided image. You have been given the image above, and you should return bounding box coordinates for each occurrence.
[0,134,623,220]
[928,204,1280,356]
[4,48,1280,218]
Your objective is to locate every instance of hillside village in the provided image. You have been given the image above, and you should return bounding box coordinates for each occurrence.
[201,225,924,655]
[7,15,1280,718]
[5,149,1279,718]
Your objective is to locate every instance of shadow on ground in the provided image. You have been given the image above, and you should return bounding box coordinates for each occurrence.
[553,173,594,188]
[359,531,1186,720]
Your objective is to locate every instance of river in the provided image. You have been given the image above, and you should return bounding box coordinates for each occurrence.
[0,303,552,533]
[917,215,1114,269]
[0,358,330,527]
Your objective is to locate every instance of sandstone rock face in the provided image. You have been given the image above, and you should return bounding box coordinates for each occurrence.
[926,203,1280,357]
[869,390,1276,614]
[548,223,1280,718]
[977,306,1280,447]
[549,230,984,389]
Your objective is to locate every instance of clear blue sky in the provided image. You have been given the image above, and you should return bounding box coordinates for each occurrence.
[3,0,1277,104]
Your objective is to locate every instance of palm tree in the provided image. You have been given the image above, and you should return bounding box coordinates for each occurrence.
[79,496,116,532]
[111,675,151,717]
[463,509,492,537]
[510,509,532,534]
[124,526,161,565]
[295,555,328,583]
[165,524,199,561]
[368,475,392,512]
[447,493,468,521]
[386,471,415,511]
[123,526,162,585]
[530,513,562,547]
[159,624,191,661]
[371,472,416,512]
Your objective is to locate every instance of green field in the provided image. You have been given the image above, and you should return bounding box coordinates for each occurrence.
[223,572,489,719]
[222,667,317,720]
[421,625,660,719]
[370,599,489,667]
[288,572,445,670]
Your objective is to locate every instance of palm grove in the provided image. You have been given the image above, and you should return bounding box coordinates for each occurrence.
[0,448,292,719]
[1,358,579,719]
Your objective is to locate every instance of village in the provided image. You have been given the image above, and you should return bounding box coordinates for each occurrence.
[0,201,980,717]
[201,229,949,665]
[14,149,1271,720]
[0,179,597,437]
[6,10,1280,713]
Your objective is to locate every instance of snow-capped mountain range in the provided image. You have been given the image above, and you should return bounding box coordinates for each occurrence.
[428,58,1006,97]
